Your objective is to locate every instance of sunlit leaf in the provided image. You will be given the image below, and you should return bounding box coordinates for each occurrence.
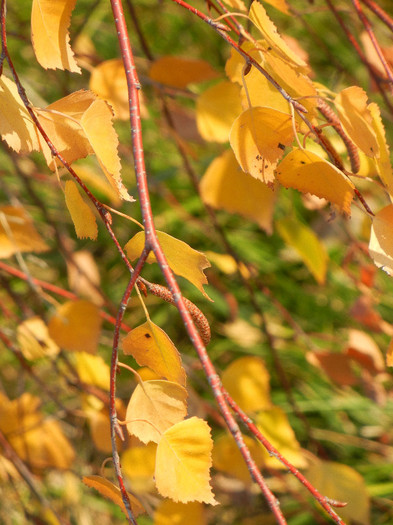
[83,475,145,517]
[200,149,277,234]
[149,57,218,88]
[0,205,48,258]
[122,443,157,494]
[249,1,306,67]
[0,75,40,153]
[276,216,328,284]
[48,299,102,354]
[73,352,110,390]
[213,433,264,484]
[306,459,370,525]
[335,86,379,158]
[122,321,186,386]
[154,500,207,525]
[17,317,59,360]
[262,0,290,15]
[125,230,211,299]
[126,380,188,444]
[255,407,306,468]
[64,180,98,240]
[369,204,393,276]
[155,417,216,504]
[222,356,271,413]
[229,107,293,185]
[31,0,80,73]
[196,81,242,143]
[276,148,355,215]
[368,102,393,197]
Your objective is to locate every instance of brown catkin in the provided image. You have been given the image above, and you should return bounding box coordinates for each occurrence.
[148,283,211,345]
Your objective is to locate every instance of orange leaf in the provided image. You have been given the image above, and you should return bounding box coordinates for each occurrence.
[125,230,211,299]
[0,205,48,259]
[122,321,186,386]
[200,149,277,233]
[196,81,242,143]
[0,76,40,153]
[155,417,216,504]
[230,107,293,185]
[48,299,102,353]
[149,56,218,89]
[64,181,98,240]
[276,148,355,215]
[126,380,188,444]
[83,475,145,517]
[31,0,80,73]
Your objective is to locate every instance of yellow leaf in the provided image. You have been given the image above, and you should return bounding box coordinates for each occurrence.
[154,500,207,525]
[249,1,306,67]
[67,250,104,306]
[64,180,98,240]
[306,460,370,525]
[196,81,242,143]
[0,205,48,258]
[204,251,250,278]
[240,67,291,114]
[149,56,218,89]
[368,102,393,197]
[87,399,126,453]
[125,230,211,299]
[262,0,290,15]
[17,317,59,360]
[276,216,328,284]
[89,59,129,120]
[0,75,40,153]
[31,0,80,73]
[229,107,293,185]
[48,299,102,353]
[80,98,133,201]
[221,356,271,413]
[73,352,110,390]
[276,148,355,215]
[256,407,306,468]
[335,86,379,158]
[213,434,264,484]
[200,149,277,233]
[126,380,188,444]
[369,204,393,276]
[122,443,157,494]
[122,321,186,386]
[83,475,145,517]
[155,417,216,504]
[72,164,122,207]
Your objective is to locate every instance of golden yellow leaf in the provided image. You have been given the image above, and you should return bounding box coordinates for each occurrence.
[125,230,211,299]
[83,475,145,517]
[196,81,242,143]
[249,1,306,67]
[48,299,102,353]
[89,59,129,120]
[0,205,48,258]
[200,149,277,233]
[368,102,393,197]
[154,500,207,525]
[204,251,250,278]
[240,67,291,114]
[0,75,40,153]
[138,367,162,381]
[222,356,271,413]
[122,443,157,494]
[306,459,370,525]
[72,164,122,207]
[73,352,110,390]
[126,380,188,444]
[17,317,59,360]
[155,417,216,504]
[122,321,186,386]
[256,406,306,468]
[67,250,103,306]
[31,0,80,73]
[369,204,393,276]
[276,148,355,215]
[213,434,264,484]
[335,86,379,158]
[262,0,290,15]
[276,216,328,284]
[64,180,98,240]
[149,56,218,89]
[229,107,293,185]
[87,399,126,453]
[80,98,133,202]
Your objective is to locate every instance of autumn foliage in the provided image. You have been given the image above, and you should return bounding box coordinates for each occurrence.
[1,0,393,524]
